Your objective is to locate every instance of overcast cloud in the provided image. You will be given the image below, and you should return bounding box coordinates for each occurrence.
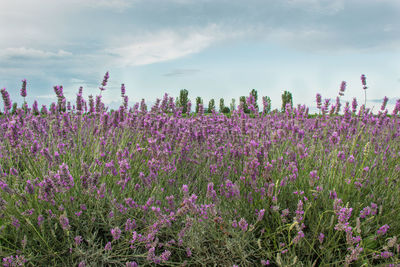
[0,0,399,110]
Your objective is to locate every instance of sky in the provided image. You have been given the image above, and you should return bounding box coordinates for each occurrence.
[1,0,399,113]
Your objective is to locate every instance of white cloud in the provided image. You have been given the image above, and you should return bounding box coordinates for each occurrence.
[106,25,237,66]
[0,47,72,60]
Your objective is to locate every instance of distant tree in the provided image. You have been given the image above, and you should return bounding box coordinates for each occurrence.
[178,89,189,114]
[222,107,230,114]
[250,89,259,110]
[239,96,249,113]
[281,91,293,112]
[262,96,271,114]
[208,99,216,113]
[219,98,225,113]
[195,97,203,113]
[230,98,236,112]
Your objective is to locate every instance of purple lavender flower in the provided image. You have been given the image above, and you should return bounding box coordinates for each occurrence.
[319,233,325,244]
[238,218,248,232]
[59,214,70,230]
[381,96,389,111]
[99,71,109,92]
[74,236,83,246]
[339,81,346,96]
[257,209,265,222]
[182,184,189,194]
[186,247,192,257]
[380,251,393,259]
[20,79,27,98]
[351,98,358,113]
[329,131,340,145]
[37,215,44,226]
[377,224,390,236]
[111,227,122,240]
[104,241,112,251]
[316,94,322,110]
[261,259,270,265]
[125,262,138,267]
[361,74,367,89]
[121,83,126,97]
[1,88,12,113]
[293,230,305,244]
[11,217,20,229]
[160,250,171,262]
[232,220,238,228]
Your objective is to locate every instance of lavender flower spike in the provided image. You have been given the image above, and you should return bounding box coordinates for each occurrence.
[21,79,27,98]
[99,71,109,92]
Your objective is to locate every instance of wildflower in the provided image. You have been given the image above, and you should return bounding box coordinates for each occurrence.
[295,200,304,223]
[339,81,346,96]
[232,220,238,228]
[361,74,367,89]
[316,94,322,109]
[160,250,171,262]
[125,218,136,232]
[293,230,305,244]
[99,71,109,92]
[329,131,340,145]
[381,96,389,111]
[78,261,86,267]
[377,224,389,236]
[238,218,248,232]
[351,98,358,113]
[25,180,35,194]
[1,88,12,113]
[105,241,112,251]
[74,236,83,246]
[121,83,126,97]
[261,259,270,265]
[186,247,192,257]
[11,217,20,229]
[319,233,325,244]
[182,184,189,194]
[125,262,138,267]
[206,182,217,201]
[37,215,44,226]
[111,227,122,240]
[257,209,265,222]
[59,214,70,230]
[380,251,393,259]
[20,79,27,98]
[75,211,82,217]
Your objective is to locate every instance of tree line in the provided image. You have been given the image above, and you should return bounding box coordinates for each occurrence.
[175,88,293,114]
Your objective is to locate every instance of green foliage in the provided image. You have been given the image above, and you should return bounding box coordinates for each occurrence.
[11,102,18,115]
[230,98,236,112]
[262,96,271,114]
[195,96,203,113]
[250,89,259,110]
[222,106,230,114]
[177,89,189,114]
[219,98,225,113]
[239,96,249,114]
[281,90,293,112]
[208,98,216,113]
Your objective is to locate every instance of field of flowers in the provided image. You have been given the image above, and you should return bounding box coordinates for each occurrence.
[1,75,400,266]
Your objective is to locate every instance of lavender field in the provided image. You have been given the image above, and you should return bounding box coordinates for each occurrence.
[1,75,400,266]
